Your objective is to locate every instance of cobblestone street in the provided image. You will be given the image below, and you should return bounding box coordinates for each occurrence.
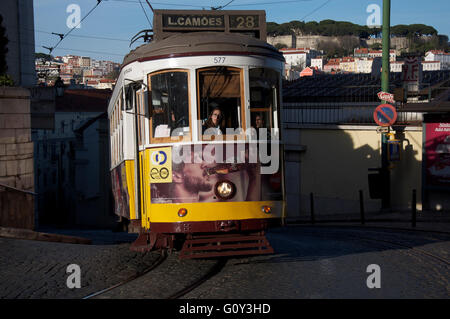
[0,236,160,299]
[184,226,450,298]
[1,226,449,299]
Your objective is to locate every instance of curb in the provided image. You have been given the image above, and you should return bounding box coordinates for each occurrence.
[0,227,92,245]
[281,221,450,235]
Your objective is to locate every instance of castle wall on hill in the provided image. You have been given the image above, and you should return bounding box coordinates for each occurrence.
[268,34,413,51]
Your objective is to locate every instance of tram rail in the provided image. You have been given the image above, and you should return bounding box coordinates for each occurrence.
[82,251,168,299]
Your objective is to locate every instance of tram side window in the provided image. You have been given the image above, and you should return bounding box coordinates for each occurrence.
[198,67,243,137]
[148,71,190,141]
[249,68,280,139]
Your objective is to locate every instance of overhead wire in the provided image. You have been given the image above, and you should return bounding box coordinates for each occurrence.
[105,0,313,7]
[38,45,126,57]
[46,0,104,54]
[138,0,153,28]
[144,0,155,13]
[104,0,202,8]
[212,0,236,10]
[36,29,141,43]
[227,0,313,7]
[36,0,328,60]
[299,0,332,21]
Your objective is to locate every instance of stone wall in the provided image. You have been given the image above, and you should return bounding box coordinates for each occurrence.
[268,34,411,51]
[366,37,410,51]
[0,87,34,229]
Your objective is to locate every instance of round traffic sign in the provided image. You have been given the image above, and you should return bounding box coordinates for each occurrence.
[373,104,397,127]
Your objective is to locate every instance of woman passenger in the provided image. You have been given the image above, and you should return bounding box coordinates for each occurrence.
[202,107,224,135]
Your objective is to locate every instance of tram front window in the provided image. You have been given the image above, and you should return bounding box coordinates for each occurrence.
[198,67,244,138]
[148,70,190,141]
[249,67,280,139]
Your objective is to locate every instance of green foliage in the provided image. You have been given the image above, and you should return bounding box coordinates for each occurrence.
[369,42,382,50]
[274,43,288,50]
[0,74,14,86]
[267,19,439,39]
[317,36,359,58]
[35,52,54,62]
[105,69,120,80]
[408,34,448,55]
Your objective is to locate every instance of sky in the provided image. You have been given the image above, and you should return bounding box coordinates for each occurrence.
[33,0,450,63]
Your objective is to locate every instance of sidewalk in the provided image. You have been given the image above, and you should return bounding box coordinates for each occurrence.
[0,227,92,244]
[0,226,138,245]
[285,209,450,234]
[35,227,139,245]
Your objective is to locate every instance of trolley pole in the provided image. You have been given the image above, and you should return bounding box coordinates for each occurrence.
[381,0,391,210]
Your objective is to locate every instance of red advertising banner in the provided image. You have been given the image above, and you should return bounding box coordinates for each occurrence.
[425,122,450,186]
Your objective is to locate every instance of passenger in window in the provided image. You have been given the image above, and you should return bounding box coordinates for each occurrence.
[252,113,270,140]
[169,109,187,130]
[202,107,224,135]
[254,114,264,129]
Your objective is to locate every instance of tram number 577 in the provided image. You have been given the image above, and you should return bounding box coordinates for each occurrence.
[213,57,226,64]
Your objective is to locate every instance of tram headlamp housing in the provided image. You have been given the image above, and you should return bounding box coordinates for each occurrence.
[261,205,272,214]
[214,180,236,200]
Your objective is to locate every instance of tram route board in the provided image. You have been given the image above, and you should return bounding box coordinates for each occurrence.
[153,10,267,41]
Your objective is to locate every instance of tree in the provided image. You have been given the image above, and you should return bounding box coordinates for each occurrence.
[35,52,54,62]
[105,69,120,80]
[370,42,382,50]
[266,19,439,40]
[274,43,288,50]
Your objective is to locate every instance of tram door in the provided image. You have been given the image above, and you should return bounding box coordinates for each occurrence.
[135,88,150,228]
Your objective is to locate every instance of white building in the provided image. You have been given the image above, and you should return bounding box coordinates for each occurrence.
[390,61,404,73]
[355,48,396,62]
[311,58,324,71]
[79,56,91,69]
[356,58,374,74]
[281,48,309,70]
[425,50,450,69]
[422,60,441,71]
[96,79,116,90]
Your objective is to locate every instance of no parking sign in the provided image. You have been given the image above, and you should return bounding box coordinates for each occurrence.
[373,104,397,127]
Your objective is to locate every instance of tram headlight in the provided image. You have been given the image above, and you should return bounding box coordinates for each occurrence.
[178,208,188,217]
[261,205,272,214]
[214,180,236,200]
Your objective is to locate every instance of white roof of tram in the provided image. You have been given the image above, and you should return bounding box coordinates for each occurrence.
[122,32,284,67]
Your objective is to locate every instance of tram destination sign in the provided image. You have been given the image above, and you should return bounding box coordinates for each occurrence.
[229,15,260,29]
[163,14,225,29]
[153,10,266,41]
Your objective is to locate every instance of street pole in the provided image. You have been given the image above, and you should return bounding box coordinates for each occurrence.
[381,0,391,209]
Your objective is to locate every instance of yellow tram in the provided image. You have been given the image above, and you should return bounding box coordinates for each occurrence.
[109,10,285,258]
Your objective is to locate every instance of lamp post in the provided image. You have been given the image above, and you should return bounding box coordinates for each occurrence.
[381,0,391,209]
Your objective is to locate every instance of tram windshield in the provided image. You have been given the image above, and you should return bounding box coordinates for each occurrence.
[198,67,244,138]
[148,70,190,142]
[249,67,280,135]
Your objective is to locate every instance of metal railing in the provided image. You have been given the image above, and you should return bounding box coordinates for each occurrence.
[282,103,423,125]
[0,183,37,196]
